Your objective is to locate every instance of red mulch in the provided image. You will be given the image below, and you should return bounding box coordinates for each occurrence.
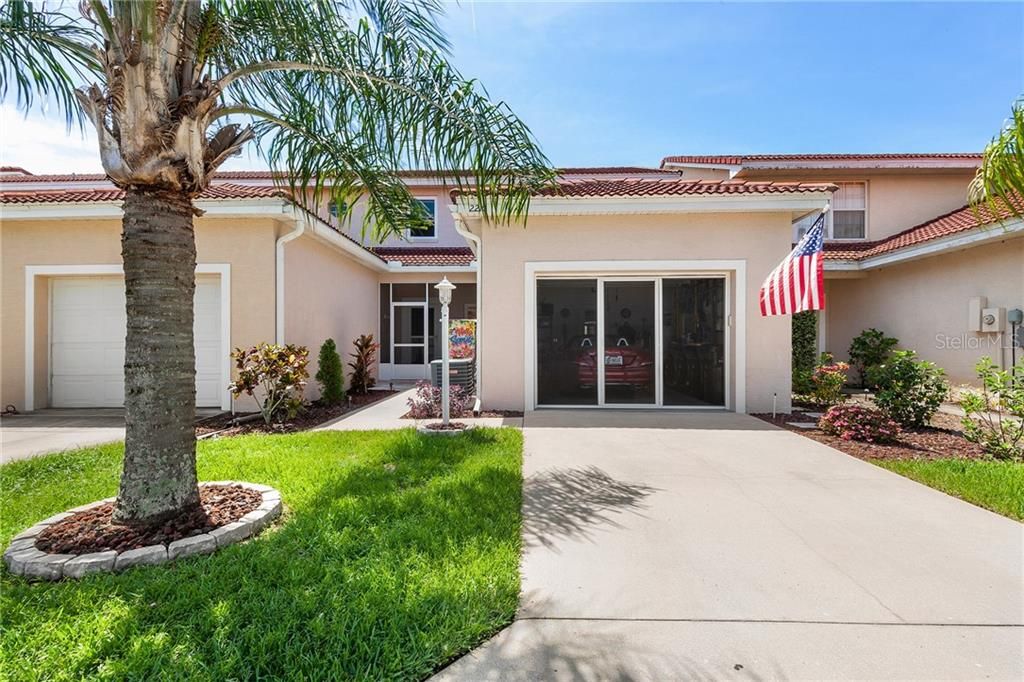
[753,409,986,461]
[421,422,470,431]
[196,391,397,437]
[35,485,262,555]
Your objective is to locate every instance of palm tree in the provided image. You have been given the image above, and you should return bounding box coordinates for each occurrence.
[1,0,553,526]
[970,97,1024,218]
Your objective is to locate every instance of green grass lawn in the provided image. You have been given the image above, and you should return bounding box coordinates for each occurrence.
[0,428,523,681]
[872,458,1024,521]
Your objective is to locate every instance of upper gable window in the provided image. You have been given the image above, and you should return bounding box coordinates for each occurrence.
[409,198,437,239]
[791,181,867,242]
[831,182,866,239]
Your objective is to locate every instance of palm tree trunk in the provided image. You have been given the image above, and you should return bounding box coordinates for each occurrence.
[112,188,201,525]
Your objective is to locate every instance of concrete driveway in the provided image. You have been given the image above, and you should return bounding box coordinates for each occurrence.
[438,411,1023,681]
[1,410,127,463]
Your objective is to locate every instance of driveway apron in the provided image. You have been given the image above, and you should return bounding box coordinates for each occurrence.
[437,410,1023,681]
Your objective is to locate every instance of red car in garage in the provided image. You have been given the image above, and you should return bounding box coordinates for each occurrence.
[575,336,654,390]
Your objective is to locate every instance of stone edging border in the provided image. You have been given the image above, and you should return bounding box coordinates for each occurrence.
[3,482,282,581]
[416,424,474,437]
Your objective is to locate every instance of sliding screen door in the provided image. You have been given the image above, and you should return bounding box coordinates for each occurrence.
[662,278,725,406]
[536,279,598,406]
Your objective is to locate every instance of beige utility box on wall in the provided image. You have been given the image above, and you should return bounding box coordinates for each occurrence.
[981,307,1006,333]
[968,296,986,332]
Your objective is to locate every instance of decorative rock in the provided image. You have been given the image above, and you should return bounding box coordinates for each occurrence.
[786,421,818,430]
[210,521,253,548]
[67,500,108,514]
[244,483,275,493]
[115,545,168,572]
[168,534,216,561]
[416,424,473,437]
[13,522,55,542]
[63,551,117,579]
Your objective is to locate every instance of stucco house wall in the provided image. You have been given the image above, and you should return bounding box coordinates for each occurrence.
[825,235,1024,384]
[739,170,975,242]
[1,215,280,411]
[283,232,380,400]
[475,211,795,413]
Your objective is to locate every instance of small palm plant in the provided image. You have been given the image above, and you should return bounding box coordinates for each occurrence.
[348,334,378,395]
[1,0,553,525]
[970,97,1024,219]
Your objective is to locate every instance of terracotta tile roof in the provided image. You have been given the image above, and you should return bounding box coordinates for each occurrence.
[0,183,289,204]
[662,153,981,168]
[369,246,475,267]
[537,178,837,198]
[824,198,1023,261]
[0,166,34,175]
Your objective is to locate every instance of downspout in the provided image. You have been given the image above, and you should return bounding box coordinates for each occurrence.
[454,213,483,412]
[275,211,306,344]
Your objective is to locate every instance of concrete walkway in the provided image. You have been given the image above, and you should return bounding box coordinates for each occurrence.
[437,410,1024,681]
[315,388,523,430]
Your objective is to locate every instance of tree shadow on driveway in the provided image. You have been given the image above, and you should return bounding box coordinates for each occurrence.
[522,465,658,550]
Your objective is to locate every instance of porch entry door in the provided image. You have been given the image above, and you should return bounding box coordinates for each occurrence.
[390,301,429,380]
[535,276,726,408]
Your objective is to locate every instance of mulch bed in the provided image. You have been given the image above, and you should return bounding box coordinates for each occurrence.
[753,408,986,461]
[196,390,397,438]
[401,409,523,420]
[420,422,470,431]
[35,485,262,554]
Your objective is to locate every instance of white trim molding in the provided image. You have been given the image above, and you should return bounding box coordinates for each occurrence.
[523,259,747,413]
[24,263,232,412]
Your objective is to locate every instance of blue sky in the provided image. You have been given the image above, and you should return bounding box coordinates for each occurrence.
[2,2,1021,173]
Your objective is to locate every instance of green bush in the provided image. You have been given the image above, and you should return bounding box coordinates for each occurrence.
[960,358,1024,460]
[315,338,345,405]
[229,343,310,424]
[848,328,899,388]
[870,350,949,427]
[792,311,817,393]
[348,334,378,395]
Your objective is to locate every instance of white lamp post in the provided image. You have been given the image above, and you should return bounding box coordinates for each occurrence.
[435,276,456,426]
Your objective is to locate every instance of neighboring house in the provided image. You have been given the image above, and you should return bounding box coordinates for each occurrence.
[1,154,1020,416]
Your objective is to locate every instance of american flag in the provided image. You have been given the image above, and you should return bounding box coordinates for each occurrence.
[759,212,825,316]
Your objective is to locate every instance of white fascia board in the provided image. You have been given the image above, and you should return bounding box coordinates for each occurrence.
[0,197,295,220]
[859,218,1024,270]
[660,161,744,174]
[382,264,477,273]
[740,159,980,171]
[453,193,832,217]
[823,260,862,271]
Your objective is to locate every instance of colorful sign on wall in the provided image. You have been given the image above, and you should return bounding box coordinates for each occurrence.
[449,319,476,359]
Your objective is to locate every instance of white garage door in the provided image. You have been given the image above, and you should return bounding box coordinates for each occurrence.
[51,276,222,408]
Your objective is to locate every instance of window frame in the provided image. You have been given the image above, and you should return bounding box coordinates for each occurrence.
[407,197,438,241]
[791,180,869,243]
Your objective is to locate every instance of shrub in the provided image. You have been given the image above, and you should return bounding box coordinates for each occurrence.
[811,354,849,405]
[315,338,345,405]
[848,328,899,388]
[819,404,901,443]
[406,381,473,419]
[229,343,309,424]
[870,350,949,427]
[792,311,818,392]
[960,358,1024,460]
[348,334,378,395]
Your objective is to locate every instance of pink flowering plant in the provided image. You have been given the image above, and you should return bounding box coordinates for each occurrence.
[819,404,901,443]
[407,381,473,419]
[811,354,850,405]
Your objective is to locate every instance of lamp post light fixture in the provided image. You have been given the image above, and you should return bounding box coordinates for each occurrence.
[435,277,456,426]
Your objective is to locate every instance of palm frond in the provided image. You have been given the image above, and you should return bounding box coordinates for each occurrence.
[0,0,101,129]
[212,6,554,237]
[970,98,1024,220]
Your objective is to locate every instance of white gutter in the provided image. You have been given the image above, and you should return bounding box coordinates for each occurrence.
[275,214,305,344]
[453,213,483,412]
